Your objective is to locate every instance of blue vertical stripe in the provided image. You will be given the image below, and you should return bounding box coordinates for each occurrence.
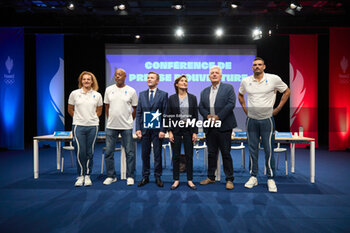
[0,28,24,150]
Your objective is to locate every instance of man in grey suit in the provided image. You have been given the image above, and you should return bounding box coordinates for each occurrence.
[199,66,237,190]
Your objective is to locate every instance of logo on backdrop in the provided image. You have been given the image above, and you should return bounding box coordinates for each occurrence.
[3,56,15,85]
[143,110,162,129]
[339,56,349,84]
[289,63,305,128]
[49,57,65,124]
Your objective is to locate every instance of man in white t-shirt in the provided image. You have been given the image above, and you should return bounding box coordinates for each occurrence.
[103,68,138,186]
[238,57,290,192]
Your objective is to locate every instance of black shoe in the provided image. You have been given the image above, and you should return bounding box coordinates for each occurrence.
[155,177,164,187]
[187,183,197,190]
[138,178,149,187]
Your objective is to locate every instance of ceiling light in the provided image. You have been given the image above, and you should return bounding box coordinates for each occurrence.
[290,3,297,9]
[215,28,224,37]
[175,27,184,37]
[285,7,295,15]
[289,1,302,11]
[135,35,140,39]
[118,4,126,10]
[268,30,272,36]
[113,5,119,11]
[252,28,262,40]
[173,4,183,10]
[67,3,75,11]
[231,4,238,9]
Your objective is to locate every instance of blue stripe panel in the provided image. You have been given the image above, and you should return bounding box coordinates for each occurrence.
[0,28,25,150]
[36,34,65,137]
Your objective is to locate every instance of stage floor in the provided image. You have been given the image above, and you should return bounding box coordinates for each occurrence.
[0,143,349,233]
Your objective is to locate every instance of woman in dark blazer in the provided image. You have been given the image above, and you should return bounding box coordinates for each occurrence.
[167,75,198,190]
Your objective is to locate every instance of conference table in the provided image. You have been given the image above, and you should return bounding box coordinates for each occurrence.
[33,134,132,180]
[33,134,315,183]
[211,135,316,183]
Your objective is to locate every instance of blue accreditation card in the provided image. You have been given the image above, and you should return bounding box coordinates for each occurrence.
[53,131,72,137]
[275,132,293,138]
[234,132,247,137]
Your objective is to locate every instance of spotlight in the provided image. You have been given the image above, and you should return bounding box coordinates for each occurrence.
[252,28,262,40]
[67,2,75,11]
[215,28,224,37]
[285,7,295,15]
[230,1,240,8]
[118,4,126,10]
[175,27,184,37]
[172,1,185,10]
[135,35,141,39]
[290,3,297,9]
[289,1,302,12]
[172,4,183,10]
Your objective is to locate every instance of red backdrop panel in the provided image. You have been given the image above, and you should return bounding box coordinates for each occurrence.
[329,27,350,151]
[289,35,318,148]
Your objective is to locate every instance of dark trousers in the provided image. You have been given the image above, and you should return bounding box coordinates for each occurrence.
[141,130,163,178]
[171,130,194,181]
[206,129,234,181]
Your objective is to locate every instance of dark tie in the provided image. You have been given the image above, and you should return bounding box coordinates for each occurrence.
[150,90,154,105]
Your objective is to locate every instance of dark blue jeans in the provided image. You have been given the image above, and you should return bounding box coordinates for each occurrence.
[72,125,99,176]
[246,117,276,178]
[105,128,135,178]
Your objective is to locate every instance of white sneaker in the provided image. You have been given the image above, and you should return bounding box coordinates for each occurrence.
[244,176,258,188]
[75,176,84,187]
[84,175,92,186]
[267,179,277,193]
[103,177,117,185]
[127,177,134,186]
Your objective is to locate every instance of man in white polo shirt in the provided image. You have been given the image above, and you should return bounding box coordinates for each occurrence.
[103,68,138,186]
[238,57,290,192]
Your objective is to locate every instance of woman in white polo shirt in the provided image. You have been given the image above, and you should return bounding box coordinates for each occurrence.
[68,71,103,187]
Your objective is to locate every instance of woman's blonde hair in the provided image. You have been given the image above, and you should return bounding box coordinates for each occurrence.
[174,75,188,94]
[78,71,99,91]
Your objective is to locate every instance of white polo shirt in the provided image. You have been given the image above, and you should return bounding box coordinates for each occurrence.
[239,73,288,120]
[68,88,103,126]
[104,84,138,129]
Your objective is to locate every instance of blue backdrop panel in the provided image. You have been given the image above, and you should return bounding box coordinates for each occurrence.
[36,34,65,137]
[0,28,25,150]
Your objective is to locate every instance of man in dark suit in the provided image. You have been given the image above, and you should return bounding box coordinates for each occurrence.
[199,66,237,190]
[136,71,168,187]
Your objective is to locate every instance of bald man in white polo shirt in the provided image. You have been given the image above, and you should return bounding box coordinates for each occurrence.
[103,68,138,186]
[238,57,290,192]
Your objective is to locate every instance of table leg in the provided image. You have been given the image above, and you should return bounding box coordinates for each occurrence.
[56,140,61,170]
[310,141,315,183]
[121,145,126,180]
[34,139,39,179]
[291,143,295,173]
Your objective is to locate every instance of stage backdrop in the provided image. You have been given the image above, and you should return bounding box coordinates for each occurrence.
[329,28,350,151]
[0,28,25,150]
[105,44,256,131]
[36,34,65,137]
[289,35,318,148]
